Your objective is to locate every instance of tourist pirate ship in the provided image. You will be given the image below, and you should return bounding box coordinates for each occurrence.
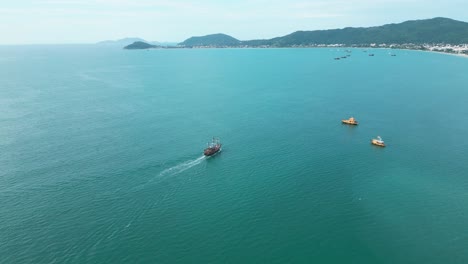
[204,137,222,156]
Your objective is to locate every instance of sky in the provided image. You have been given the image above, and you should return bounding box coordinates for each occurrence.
[1,0,467,45]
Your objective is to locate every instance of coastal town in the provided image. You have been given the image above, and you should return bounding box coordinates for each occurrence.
[311,43,468,56]
[124,17,468,57]
[154,43,468,57]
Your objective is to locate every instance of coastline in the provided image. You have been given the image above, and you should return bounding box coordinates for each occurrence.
[410,48,468,59]
[136,45,468,59]
[360,47,468,59]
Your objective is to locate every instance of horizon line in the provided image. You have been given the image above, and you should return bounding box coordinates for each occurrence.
[1,16,465,46]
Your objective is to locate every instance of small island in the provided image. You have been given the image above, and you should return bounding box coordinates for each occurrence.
[124,41,158,50]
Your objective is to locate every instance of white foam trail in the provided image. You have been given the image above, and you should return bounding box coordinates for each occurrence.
[132,155,207,191]
[158,155,206,178]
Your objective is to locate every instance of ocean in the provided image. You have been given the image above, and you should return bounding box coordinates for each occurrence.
[1,45,468,263]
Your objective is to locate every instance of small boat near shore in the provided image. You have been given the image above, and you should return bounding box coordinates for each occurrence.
[204,137,222,156]
[342,117,358,125]
[371,136,385,147]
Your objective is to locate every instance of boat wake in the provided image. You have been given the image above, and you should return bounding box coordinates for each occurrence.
[132,155,206,190]
[157,155,206,178]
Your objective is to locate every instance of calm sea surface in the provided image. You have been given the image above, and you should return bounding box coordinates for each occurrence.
[1,45,468,263]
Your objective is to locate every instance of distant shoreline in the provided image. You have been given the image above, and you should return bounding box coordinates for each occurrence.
[432,51,468,58]
[133,45,468,58]
[394,48,468,59]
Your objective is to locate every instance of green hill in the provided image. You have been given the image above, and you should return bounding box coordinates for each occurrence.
[178,18,468,47]
[179,33,240,47]
[252,17,468,46]
[124,41,158,49]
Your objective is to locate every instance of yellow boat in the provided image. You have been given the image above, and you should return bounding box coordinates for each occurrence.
[342,117,358,125]
[371,136,385,147]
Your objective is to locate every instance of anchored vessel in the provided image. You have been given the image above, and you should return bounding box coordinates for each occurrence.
[371,136,386,147]
[204,137,222,156]
[342,117,358,125]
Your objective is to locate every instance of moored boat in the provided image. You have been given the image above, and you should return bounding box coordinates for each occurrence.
[342,117,358,125]
[371,136,385,147]
[204,137,222,156]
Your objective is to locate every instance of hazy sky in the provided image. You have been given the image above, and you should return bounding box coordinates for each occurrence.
[1,0,467,44]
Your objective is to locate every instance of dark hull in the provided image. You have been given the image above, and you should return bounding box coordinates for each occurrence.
[204,145,221,156]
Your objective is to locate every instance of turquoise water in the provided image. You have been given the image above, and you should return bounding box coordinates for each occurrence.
[1,45,468,263]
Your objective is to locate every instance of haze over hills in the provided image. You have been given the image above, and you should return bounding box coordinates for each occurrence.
[99,38,178,47]
[98,38,148,46]
[178,17,468,47]
[123,17,468,50]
